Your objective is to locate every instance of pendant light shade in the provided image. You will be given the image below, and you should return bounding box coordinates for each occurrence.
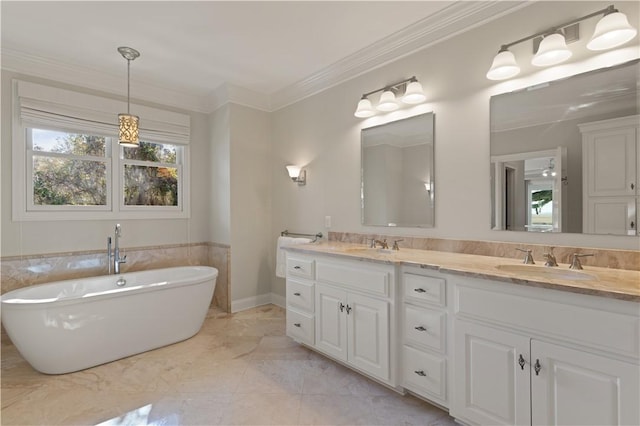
[531,33,572,67]
[376,90,399,112]
[587,10,638,50]
[117,46,140,147]
[402,81,427,104]
[486,48,521,80]
[354,97,375,118]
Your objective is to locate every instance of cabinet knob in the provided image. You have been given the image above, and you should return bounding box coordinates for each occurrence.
[414,288,427,293]
[293,292,301,296]
[414,370,427,377]
[414,326,427,332]
[534,359,542,376]
[632,183,635,190]
[339,302,345,312]
[345,305,352,314]
[293,323,301,328]
[518,354,525,370]
[631,221,635,229]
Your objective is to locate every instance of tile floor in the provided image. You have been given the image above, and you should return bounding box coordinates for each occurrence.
[1,305,457,425]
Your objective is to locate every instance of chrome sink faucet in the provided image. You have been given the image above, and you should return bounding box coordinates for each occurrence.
[374,239,389,249]
[570,253,594,270]
[543,248,558,267]
[516,248,535,264]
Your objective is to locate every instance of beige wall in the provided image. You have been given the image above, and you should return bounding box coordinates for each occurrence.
[208,104,231,245]
[269,1,640,297]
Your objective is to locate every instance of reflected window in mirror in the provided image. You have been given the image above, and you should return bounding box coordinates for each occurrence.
[490,59,639,236]
[361,112,435,228]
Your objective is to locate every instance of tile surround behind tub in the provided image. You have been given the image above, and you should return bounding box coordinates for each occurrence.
[0,242,231,312]
[329,232,640,271]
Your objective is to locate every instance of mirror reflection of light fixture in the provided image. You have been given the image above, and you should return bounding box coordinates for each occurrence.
[354,76,427,118]
[486,4,637,80]
[542,159,557,177]
[117,46,141,148]
[286,165,306,185]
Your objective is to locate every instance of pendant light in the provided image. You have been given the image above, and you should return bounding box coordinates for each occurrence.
[587,8,638,50]
[531,32,572,67]
[117,46,141,148]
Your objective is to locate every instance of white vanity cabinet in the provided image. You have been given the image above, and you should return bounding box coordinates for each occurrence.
[286,252,397,386]
[580,115,639,235]
[451,276,640,426]
[400,267,450,407]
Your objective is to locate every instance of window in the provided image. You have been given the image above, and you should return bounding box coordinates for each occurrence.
[13,80,191,221]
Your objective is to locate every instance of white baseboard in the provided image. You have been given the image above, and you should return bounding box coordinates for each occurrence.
[231,292,286,313]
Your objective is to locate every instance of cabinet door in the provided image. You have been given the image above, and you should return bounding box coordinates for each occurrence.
[584,127,636,197]
[531,340,640,426]
[585,197,636,235]
[347,292,389,381]
[315,284,347,362]
[453,320,531,426]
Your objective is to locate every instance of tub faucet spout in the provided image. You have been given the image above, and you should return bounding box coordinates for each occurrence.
[113,224,127,274]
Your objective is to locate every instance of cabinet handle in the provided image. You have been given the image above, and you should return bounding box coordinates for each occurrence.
[345,305,352,314]
[414,326,427,332]
[293,292,301,296]
[534,359,542,376]
[414,370,427,377]
[293,265,302,269]
[339,303,345,312]
[631,221,635,229]
[632,183,635,190]
[518,354,525,370]
[293,323,301,328]
[414,288,427,293]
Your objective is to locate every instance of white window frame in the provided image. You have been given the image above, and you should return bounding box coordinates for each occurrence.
[12,80,191,221]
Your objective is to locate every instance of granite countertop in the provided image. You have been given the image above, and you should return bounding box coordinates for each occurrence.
[284,242,640,302]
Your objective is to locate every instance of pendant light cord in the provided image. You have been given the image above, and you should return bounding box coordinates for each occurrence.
[127,58,131,115]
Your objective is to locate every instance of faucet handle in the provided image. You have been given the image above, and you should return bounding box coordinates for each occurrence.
[392,239,404,251]
[543,251,558,267]
[368,238,376,248]
[515,248,535,264]
[569,253,594,270]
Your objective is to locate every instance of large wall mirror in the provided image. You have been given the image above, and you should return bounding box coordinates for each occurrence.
[490,60,639,236]
[361,112,434,227]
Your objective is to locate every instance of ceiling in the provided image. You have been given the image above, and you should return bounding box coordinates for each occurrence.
[1,1,526,113]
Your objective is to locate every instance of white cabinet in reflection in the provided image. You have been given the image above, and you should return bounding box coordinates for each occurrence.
[580,115,639,235]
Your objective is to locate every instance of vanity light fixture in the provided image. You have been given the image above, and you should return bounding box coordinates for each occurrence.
[486,4,637,80]
[354,76,427,118]
[286,165,306,185]
[117,46,141,147]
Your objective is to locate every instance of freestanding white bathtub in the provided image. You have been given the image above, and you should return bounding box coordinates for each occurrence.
[1,266,217,374]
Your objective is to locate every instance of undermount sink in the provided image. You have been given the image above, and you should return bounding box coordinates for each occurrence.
[343,247,395,254]
[495,264,596,281]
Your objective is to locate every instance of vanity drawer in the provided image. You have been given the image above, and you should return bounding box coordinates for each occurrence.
[403,345,447,401]
[287,256,315,280]
[286,279,314,313]
[286,309,314,346]
[316,260,390,297]
[403,273,446,306]
[404,304,446,353]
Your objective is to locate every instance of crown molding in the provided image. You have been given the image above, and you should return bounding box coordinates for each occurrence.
[1,1,530,114]
[270,1,532,111]
[1,48,212,113]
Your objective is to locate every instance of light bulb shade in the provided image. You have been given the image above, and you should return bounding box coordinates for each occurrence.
[587,11,638,50]
[531,33,572,67]
[376,90,399,112]
[354,97,375,118]
[286,165,302,179]
[486,49,521,80]
[402,81,426,104]
[118,114,139,147]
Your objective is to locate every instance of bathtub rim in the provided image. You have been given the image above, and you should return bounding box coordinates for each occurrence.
[1,265,218,309]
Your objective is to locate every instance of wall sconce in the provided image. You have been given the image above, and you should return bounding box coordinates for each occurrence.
[354,76,427,118]
[117,46,141,147]
[487,4,637,80]
[286,165,306,185]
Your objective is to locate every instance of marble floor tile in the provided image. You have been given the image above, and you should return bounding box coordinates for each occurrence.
[1,305,456,425]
